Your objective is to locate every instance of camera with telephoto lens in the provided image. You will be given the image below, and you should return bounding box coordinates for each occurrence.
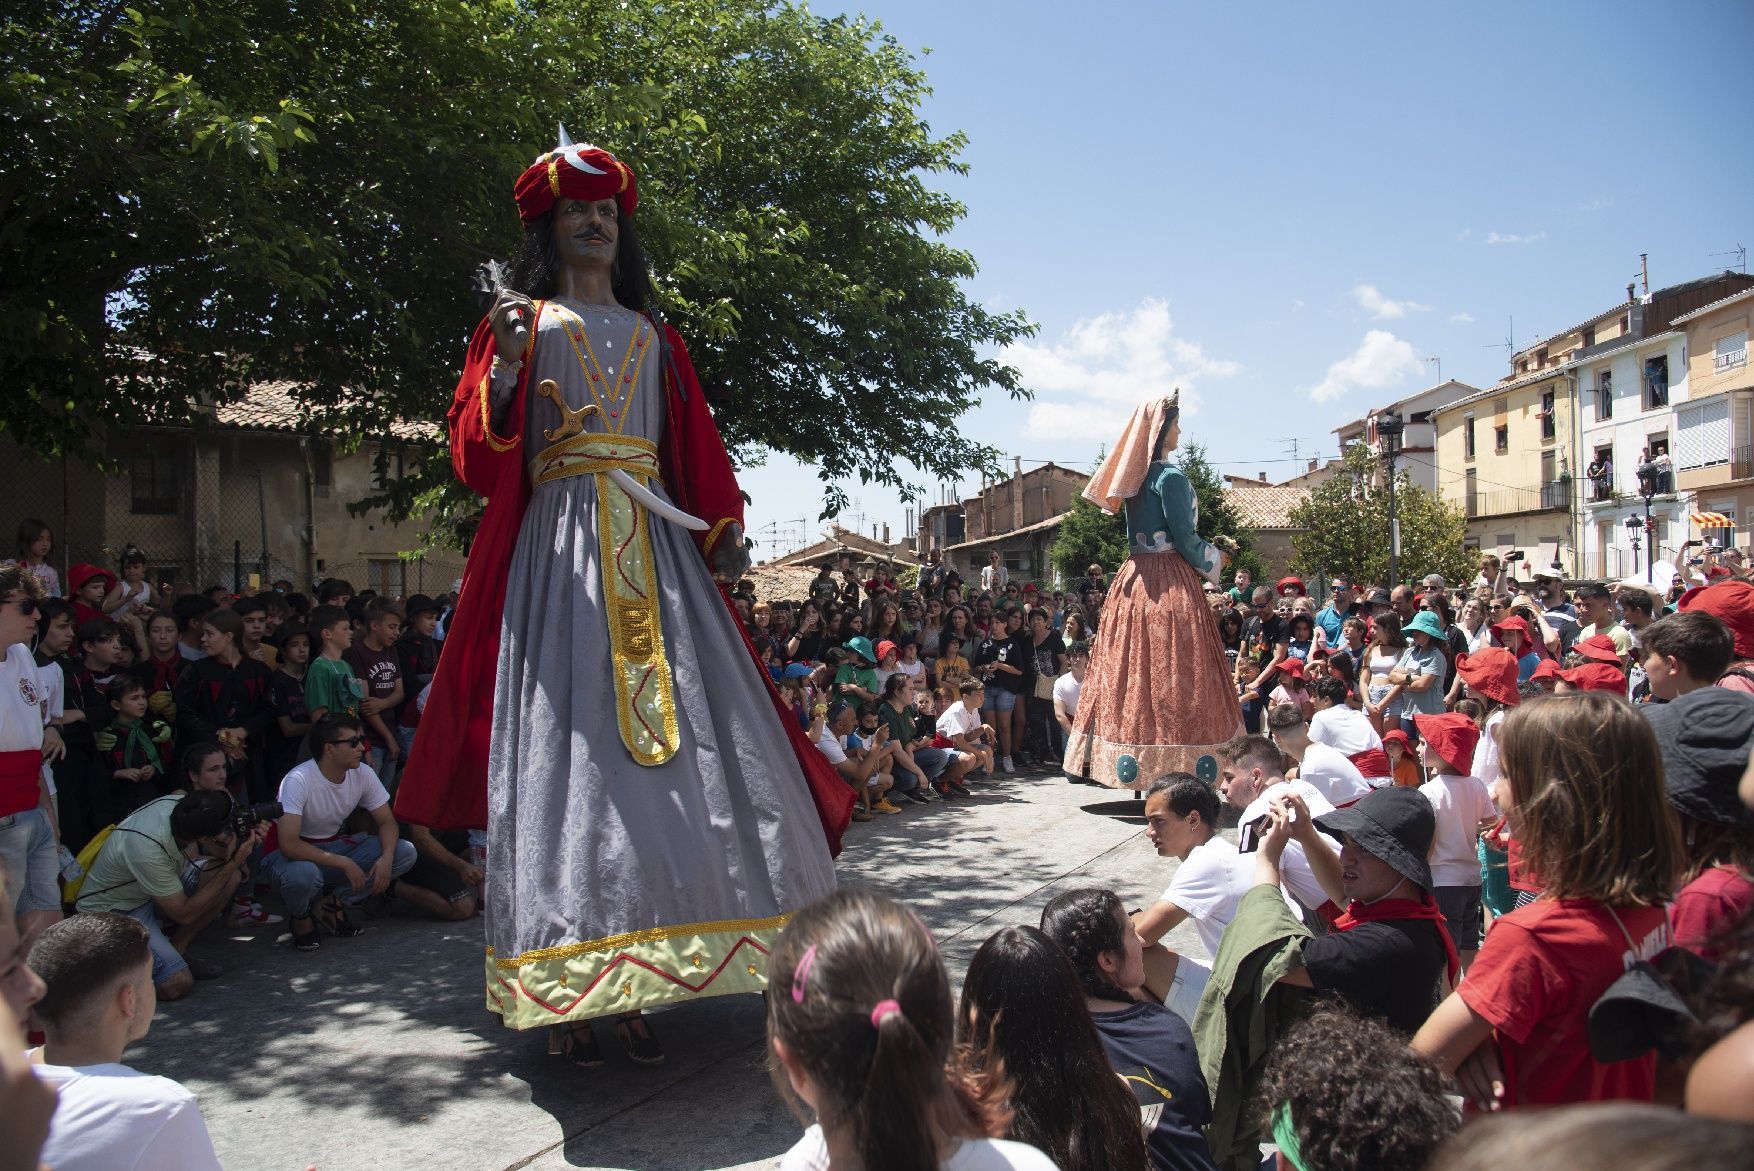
[232,801,284,837]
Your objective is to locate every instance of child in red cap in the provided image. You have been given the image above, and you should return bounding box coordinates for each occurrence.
[1414,712,1495,966]
[1381,728,1422,788]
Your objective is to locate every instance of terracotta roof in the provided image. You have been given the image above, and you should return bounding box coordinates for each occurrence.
[944,511,1067,552]
[771,524,921,568]
[744,562,819,600]
[213,381,441,442]
[1225,482,1308,530]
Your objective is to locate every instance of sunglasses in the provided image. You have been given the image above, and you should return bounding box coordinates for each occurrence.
[327,736,365,748]
[5,596,39,615]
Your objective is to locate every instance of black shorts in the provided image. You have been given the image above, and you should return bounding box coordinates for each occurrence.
[1434,885,1484,950]
[399,851,473,904]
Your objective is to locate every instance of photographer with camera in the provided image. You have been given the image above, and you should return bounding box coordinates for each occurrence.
[73,789,265,1001]
[260,713,415,953]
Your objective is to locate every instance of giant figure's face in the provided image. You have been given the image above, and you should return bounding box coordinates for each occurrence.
[553,197,620,269]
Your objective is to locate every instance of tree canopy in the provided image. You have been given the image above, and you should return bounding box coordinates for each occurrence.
[1287,443,1473,586]
[1,0,1034,533]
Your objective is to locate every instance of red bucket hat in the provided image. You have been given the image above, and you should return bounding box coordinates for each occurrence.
[1489,615,1530,650]
[1381,728,1411,752]
[1414,712,1481,774]
[68,562,117,598]
[513,127,638,225]
[1455,647,1520,706]
[1572,633,1622,664]
[1276,576,1306,597]
[1678,580,1754,659]
[1530,658,1562,684]
[1559,661,1627,693]
[875,640,899,663]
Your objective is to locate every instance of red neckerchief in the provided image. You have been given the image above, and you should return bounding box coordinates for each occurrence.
[147,652,181,694]
[1333,893,1460,985]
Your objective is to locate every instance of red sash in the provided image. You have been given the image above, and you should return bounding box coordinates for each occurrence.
[1349,747,1391,779]
[1333,894,1460,985]
[0,748,41,818]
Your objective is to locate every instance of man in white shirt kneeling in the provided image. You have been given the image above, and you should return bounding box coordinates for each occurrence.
[27,913,223,1171]
[1132,772,1254,1026]
[260,713,416,952]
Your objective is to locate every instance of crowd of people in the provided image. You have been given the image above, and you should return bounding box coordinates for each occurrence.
[4,515,1754,1168]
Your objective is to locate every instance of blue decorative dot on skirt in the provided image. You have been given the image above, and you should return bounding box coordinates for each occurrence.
[1115,754,1139,785]
[1195,754,1218,784]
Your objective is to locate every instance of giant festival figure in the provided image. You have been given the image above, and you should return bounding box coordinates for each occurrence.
[394,131,852,1065]
[1063,394,1244,787]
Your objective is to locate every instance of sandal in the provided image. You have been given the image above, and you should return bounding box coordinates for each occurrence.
[550,1023,606,1068]
[316,896,366,939]
[615,1013,665,1066]
[290,915,321,952]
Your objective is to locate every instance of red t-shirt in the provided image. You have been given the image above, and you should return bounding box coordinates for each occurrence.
[1459,898,1669,1108]
[1671,865,1754,962]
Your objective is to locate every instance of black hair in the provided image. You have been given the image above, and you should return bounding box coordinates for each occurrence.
[958,679,984,697]
[316,578,354,604]
[307,604,350,641]
[181,740,225,780]
[171,592,217,632]
[1618,591,1654,618]
[1288,613,1315,638]
[170,789,236,842]
[1038,889,1135,1004]
[1252,1002,1458,1171]
[76,617,121,654]
[231,594,267,617]
[16,517,50,555]
[508,205,653,313]
[1313,677,1350,707]
[1143,772,1220,829]
[767,889,1002,1171]
[958,927,1148,1171]
[311,712,366,749]
[26,913,152,1030]
[105,675,146,704]
[882,673,911,703]
[118,545,147,568]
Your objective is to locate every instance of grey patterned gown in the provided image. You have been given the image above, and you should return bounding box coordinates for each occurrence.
[482,297,835,1030]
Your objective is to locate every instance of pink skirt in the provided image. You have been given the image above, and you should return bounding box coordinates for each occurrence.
[1064,550,1243,789]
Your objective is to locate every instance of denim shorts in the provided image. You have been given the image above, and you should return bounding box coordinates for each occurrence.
[0,808,60,916]
[982,688,1018,714]
[122,864,202,985]
[913,747,952,781]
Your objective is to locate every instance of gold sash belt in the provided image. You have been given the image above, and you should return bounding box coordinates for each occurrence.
[531,432,679,766]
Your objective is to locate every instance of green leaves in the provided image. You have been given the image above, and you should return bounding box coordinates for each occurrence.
[1288,444,1474,587]
[1,0,1031,535]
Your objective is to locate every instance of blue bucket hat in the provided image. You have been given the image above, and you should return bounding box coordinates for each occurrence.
[1402,610,1447,641]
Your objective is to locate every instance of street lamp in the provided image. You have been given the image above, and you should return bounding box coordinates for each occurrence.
[1635,459,1657,582]
[1377,412,1405,587]
[1624,513,1643,579]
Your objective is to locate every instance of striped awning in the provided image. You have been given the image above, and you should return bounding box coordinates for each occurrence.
[1691,512,1736,527]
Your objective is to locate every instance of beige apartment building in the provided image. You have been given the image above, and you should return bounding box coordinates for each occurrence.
[1672,286,1754,550]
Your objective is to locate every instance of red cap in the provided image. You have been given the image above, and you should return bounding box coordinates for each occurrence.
[1489,615,1530,650]
[513,139,637,225]
[1455,647,1520,706]
[1279,658,1306,678]
[875,640,899,663]
[1572,634,1622,664]
[1382,728,1411,751]
[1276,576,1306,596]
[1558,662,1627,693]
[1530,658,1562,683]
[68,562,117,597]
[1678,580,1754,658]
[1414,712,1481,774]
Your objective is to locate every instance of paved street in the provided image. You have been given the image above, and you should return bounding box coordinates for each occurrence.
[131,773,1209,1171]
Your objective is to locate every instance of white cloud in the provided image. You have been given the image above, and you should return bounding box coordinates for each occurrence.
[1485,230,1547,245]
[1457,228,1472,242]
[1004,298,1240,441]
[1306,330,1424,404]
[1449,312,1475,324]
[1353,284,1431,320]
[1579,197,1613,212]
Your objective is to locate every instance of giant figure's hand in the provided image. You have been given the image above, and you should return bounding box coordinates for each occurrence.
[711,522,752,583]
[489,289,537,361]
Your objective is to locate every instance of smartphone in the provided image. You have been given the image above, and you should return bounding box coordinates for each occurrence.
[1236,813,1269,853]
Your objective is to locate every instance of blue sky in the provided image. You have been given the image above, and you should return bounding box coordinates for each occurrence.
[738,0,1754,557]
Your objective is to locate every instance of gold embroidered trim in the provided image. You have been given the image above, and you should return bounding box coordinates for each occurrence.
[600,452,679,765]
[488,912,792,969]
[703,517,734,556]
[477,373,518,453]
[547,158,561,197]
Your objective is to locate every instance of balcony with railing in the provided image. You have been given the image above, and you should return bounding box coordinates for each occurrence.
[1465,480,1570,519]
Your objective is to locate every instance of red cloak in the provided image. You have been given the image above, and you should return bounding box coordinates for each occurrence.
[392,309,853,854]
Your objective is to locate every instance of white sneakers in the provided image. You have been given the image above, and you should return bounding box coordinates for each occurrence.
[1001,756,1016,774]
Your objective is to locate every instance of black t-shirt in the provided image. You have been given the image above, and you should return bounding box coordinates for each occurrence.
[1301,917,1448,1036]
[989,632,1030,694]
[969,633,1001,684]
[1029,631,1067,683]
[265,668,310,784]
[1088,1002,1219,1171]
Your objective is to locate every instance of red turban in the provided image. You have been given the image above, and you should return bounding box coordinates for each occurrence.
[513,141,638,224]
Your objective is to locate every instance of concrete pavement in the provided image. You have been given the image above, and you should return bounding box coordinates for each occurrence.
[132,773,1208,1171]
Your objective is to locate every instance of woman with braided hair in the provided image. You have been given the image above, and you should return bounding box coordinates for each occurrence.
[1039,889,1217,1171]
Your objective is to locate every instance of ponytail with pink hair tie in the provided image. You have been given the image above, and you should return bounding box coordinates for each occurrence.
[869,999,903,1028]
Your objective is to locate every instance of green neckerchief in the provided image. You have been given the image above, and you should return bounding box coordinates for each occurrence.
[1271,1104,1308,1171]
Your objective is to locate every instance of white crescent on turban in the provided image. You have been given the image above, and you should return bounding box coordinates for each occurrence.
[560,145,609,176]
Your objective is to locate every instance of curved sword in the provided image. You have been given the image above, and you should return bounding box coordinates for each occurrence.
[608,467,708,531]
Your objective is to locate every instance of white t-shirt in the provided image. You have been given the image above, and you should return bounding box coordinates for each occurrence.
[29,1057,222,1171]
[782,1124,1056,1171]
[112,579,153,619]
[813,726,848,766]
[1295,742,1371,807]
[1,644,45,753]
[1420,773,1497,887]
[1052,671,1082,719]
[275,759,390,839]
[1163,835,1253,960]
[1307,706,1380,758]
[1471,709,1506,793]
[1240,779,1339,911]
[936,701,982,743]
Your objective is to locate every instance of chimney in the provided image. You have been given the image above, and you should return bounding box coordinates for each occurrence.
[1257,471,1266,482]
[1308,458,1317,472]
[882,522,890,544]
[1011,456,1023,533]
[1626,282,1636,304]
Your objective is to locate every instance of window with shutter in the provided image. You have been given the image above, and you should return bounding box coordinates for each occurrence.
[1715,330,1748,372]
[1675,400,1731,470]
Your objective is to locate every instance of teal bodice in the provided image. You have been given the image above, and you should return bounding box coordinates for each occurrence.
[1122,461,1220,573]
